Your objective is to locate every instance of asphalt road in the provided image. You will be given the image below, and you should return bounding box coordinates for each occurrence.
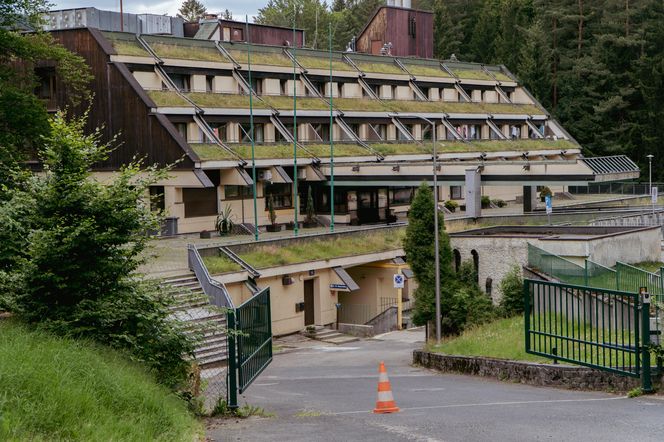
[207,329,664,441]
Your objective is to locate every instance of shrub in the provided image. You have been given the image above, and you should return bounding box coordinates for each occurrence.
[539,186,552,199]
[481,195,491,208]
[492,198,507,208]
[441,285,496,335]
[499,265,524,316]
[444,200,459,212]
[1,114,194,389]
[457,259,478,288]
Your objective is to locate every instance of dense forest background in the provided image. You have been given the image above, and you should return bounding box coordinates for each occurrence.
[256,0,664,179]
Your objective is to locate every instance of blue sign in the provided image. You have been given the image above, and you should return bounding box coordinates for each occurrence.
[330,283,348,290]
[545,195,552,214]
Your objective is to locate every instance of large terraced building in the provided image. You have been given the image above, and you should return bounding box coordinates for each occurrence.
[41,8,639,234]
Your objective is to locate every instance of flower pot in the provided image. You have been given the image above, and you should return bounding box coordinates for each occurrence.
[199,230,212,239]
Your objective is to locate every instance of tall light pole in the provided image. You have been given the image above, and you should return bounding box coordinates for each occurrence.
[647,154,654,215]
[392,114,441,343]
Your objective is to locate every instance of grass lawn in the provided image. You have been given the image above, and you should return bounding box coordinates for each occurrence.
[0,320,200,441]
[453,69,495,81]
[298,56,355,72]
[187,92,270,109]
[356,61,406,75]
[428,316,548,362]
[109,40,151,57]
[631,261,664,274]
[264,95,329,110]
[229,50,292,67]
[147,90,191,107]
[406,64,451,78]
[203,228,405,273]
[150,43,224,62]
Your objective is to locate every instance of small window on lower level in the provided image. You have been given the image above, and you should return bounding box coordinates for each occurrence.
[183,187,218,218]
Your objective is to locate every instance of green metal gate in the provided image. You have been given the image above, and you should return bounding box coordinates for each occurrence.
[227,287,273,408]
[524,279,655,390]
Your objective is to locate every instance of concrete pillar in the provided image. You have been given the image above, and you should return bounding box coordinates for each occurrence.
[465,168,482,218]
[523,186,538,212]
[264,123,276,143]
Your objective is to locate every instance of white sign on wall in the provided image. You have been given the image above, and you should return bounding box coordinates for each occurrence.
[393,274,405,289]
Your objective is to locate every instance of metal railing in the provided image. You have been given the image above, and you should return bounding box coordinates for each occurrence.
[569,182,664,195]
[187,244,234,308]
[524,279,640,377]
[616,262,664,297]
[527,244,586,286]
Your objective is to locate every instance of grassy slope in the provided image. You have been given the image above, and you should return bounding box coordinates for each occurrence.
[0,320,200,441]
[429,316,548,362]
[204,229,405,274]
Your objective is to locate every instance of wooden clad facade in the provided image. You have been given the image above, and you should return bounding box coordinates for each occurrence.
[49,29,196,171]
[356,6,433,59]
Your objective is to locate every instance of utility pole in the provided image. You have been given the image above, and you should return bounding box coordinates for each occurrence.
[647,154,654,216]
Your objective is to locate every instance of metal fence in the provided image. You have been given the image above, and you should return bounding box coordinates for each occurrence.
[527,244,586,286]
[616,262,664,297]
[337,298,398,325]
[569,182,664,195]
[524,279,640,377]
[227,287,273,408]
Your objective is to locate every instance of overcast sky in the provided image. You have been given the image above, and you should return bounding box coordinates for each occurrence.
[50,1,264,20]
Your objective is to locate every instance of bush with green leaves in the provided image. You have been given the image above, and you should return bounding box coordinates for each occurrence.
[499,265,524,316]
[457,259,478,288]
[0,113,194,389]
[444,200,459,212]
[491,198,507,208]
[481,195,491,208]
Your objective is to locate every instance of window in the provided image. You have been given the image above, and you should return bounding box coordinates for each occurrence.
[240,123,264,143]
[368,124,386,141]
[183,188,218,218]
[250,78,262,95]
[450,186,463,200]
[231,27,244,41]
[210,123,226,141]
[265,183,292,209]
[398,124,414,141]
[35,67,56,110]
[206,76,214,93]
[422,124,432,141]
[408,16,417,37]
[225,185,253,200]
[149,186,165,212]
[170,74,190,92]
[175,123,187,140]
[319,188,348,214]
[390,187,414,206]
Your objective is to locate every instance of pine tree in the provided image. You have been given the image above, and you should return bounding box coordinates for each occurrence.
[404,183,455,327]
[178,0,207,22]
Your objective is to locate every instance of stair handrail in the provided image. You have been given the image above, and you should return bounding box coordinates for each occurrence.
[187,244,234,308]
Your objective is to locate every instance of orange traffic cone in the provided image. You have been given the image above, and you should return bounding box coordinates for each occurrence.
[373,361,400,414]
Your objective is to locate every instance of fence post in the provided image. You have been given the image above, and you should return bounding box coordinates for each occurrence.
[523,280,530,353]
[641,290,653,393]
[227,310,239,410]
[584,260,589,287]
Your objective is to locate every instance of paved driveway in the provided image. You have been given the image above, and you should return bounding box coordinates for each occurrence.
[207,329,664,441]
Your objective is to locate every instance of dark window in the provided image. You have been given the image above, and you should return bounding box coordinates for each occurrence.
[265,183,292,209]
[408,16,417,37]
[170,74,190,92]
[398,124,414,141]
[183,188,218,218]
[35,67,56,110]
[391,187,414,206]
[149,186,165,212]
[453,249,461,272]
[206,75,214,93]
[231,27,244,41]
[175,123,187,140]
[471,250,479,283]
[210,122,226,141]
[485,277,493,297]
[422,124,433,141]
[225,185,253,200]
[240,123,264,143]
[450,186,462,200]
[318,188,348,214]
[368,124,386,141]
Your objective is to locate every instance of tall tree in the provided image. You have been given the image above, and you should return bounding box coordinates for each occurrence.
[404,183,455,327]
[0,0,91,195]
[177,0,207,22]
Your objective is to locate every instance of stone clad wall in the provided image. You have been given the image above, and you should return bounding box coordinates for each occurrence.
[413,350,652,392]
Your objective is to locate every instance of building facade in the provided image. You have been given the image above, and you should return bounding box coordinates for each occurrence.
[40,19,639,234]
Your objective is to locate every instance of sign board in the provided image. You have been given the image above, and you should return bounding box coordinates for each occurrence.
[545,195,553,214]
[393,274,405,289]
[330,283,348,290]
[652,187,658,204]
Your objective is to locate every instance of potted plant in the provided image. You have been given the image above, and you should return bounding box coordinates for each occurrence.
[444,200,459,213]
[303,187,317,228]
[199,230,212,239]
[215,204,234,236]
[491,198,507,208]
[481,195,491,209]
[266,194,281,232]
[539,186,552,202]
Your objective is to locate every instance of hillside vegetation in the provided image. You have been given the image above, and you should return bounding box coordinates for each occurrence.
[0,320,200,441]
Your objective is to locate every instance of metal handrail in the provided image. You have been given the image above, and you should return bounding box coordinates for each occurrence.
[187,244,234,308]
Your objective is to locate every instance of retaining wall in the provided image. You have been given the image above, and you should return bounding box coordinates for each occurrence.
[413,350,660,392]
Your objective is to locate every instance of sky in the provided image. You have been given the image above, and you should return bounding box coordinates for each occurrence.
[50,1,265,20]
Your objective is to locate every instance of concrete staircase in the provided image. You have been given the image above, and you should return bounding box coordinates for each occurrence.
[161,274,228,368]
[302,326,359,345]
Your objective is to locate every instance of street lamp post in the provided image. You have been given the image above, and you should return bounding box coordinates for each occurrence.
[391,114,441,343]
[647,154,654,215]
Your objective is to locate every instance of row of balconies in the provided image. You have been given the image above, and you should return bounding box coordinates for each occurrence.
[177,121,548,145]
[133,70,535,106]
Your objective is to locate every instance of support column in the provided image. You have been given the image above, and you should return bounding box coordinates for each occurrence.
[465,168,482,218]
[523,186,538,212]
